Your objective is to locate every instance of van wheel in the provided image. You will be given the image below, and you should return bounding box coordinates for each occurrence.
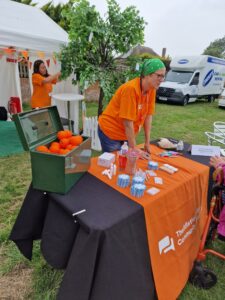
[208,95,214,103]
[182,96,189,106]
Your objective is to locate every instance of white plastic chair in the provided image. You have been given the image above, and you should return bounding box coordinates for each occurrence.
[205,121,225,146]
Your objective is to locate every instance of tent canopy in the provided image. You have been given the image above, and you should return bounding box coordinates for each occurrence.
[0,0,72,113]
[0,0,68,53]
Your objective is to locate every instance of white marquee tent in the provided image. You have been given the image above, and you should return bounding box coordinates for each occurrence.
[0,0,77,116]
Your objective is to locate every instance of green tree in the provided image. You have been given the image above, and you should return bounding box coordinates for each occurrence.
[12,0,71,31]
[12,0,37,6]
[203,36,225,58]
[41,1,73,31]
[60,0,146,116]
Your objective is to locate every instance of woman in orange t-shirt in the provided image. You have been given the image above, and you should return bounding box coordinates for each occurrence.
[98,58,166,159]
[31,60,61,109]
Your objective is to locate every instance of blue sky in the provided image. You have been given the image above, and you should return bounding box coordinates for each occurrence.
[37,0,225,58]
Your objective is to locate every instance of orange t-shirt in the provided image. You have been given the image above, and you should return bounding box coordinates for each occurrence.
[31,73,56,108]
[98,77,156,140]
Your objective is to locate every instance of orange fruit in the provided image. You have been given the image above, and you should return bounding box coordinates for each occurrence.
[57,130,67,140]
[66,144,78,150]
[50,142,61,147]
[49,142,61,153]
[64,130,73,138]
[59,138,70,149]
[71,145,78,150]
[66,144,73,150]
[69,135,83,146]
[36,145,49,153]
[63,149,70,154]
[59,148,70,155]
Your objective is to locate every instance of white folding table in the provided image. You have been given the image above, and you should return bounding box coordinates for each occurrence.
[51,93,84,133]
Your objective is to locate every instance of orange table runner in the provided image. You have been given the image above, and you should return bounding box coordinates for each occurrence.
[88,145,209,300]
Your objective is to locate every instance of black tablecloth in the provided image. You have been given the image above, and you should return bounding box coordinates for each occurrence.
[10,174,156,300]
[9,142,213,300]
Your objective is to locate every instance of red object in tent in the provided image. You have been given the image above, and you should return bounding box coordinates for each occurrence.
[8,97,22,114]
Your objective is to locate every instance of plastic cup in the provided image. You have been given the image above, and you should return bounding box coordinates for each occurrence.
[125,150,139,175]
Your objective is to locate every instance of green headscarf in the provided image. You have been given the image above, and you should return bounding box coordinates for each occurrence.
[140,58,165,77]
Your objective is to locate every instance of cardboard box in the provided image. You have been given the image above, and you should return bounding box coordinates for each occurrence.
[13,106,91,194]
[97,152,115,168]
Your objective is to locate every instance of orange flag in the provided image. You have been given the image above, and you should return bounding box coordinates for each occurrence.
[37,51,45,59]
[21,50,29,60]
[3,48,15,55]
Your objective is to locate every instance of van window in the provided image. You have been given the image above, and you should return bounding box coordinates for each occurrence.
[190,72,199,85]
[165,70,194,84]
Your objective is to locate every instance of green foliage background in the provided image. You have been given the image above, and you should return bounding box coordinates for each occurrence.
[203,36,225,58]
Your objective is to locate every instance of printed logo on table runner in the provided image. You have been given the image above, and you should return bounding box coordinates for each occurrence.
[158,207,201,255]
[158,236,175,254]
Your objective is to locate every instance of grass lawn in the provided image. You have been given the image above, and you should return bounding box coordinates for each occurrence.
[0,100,225,299]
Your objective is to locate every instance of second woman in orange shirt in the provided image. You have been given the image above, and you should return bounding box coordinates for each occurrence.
[31,59,61,109]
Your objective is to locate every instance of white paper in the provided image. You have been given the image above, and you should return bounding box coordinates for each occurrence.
[154,177,163,184]
[147,187,160,195]
[191,145,220,157]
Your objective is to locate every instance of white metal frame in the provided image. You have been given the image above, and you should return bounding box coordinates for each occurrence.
[205,121,225,146]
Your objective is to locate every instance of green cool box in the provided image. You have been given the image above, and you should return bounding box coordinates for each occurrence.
[13,106,92,194]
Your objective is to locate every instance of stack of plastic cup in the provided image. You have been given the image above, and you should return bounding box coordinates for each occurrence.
[130,184,146,198]
[148,161,158,170]
[132,175,145,185]
[117,174,130,188]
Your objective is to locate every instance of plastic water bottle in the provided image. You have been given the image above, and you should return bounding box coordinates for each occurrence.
[121,141,129,155]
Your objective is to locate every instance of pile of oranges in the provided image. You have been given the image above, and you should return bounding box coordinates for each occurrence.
[36,130,83,155]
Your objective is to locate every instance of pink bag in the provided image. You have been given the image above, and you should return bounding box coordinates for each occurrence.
[218,205,225,238]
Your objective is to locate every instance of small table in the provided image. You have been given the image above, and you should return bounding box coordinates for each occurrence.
[51,93,84,133]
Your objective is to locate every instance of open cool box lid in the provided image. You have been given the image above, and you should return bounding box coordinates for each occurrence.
[13,106,64,151]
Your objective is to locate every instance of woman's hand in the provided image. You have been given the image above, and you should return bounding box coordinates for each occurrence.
[43,72,62,83]
[210,156,225,169]
[141,150,151,160]
[144,142,151,154]
[134,147,151,160]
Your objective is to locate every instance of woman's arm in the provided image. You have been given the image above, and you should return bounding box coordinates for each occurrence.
[123,119,136,148]
[123,119,150,159]
[143,115,152,153]
[43,72,61,84]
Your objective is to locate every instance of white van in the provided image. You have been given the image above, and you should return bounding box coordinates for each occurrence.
[157,55,225,105]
